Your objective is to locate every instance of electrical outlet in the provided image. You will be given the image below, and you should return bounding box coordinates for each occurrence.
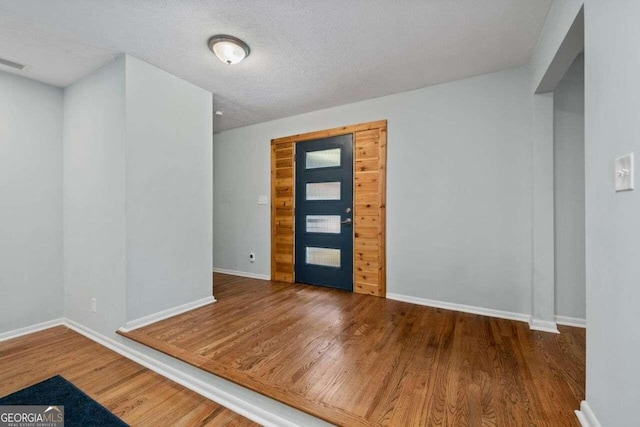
[91,298,97,313]
[249,252,256,263]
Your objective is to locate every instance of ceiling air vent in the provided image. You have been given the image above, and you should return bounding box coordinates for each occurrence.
[0,57,27,71]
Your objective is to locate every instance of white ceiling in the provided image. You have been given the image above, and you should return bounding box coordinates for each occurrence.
[0,0,552,133]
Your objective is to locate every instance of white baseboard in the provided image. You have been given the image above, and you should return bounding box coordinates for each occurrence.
[575,401,601,427]
[555,315,586,328]
[528,318,560,334]
[213,268,270,281]
[63,318,300,427]
[0,318,65,342]
[119,296,216,333]
[386,293,531,324]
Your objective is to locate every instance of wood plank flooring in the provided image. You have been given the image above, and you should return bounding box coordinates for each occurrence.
[120,273,585,427]
[0,326,257,427]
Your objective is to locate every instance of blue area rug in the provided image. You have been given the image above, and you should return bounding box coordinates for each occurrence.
[0,375,128,427]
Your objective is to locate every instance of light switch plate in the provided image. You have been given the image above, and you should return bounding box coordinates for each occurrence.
[615,153,634,192]
[258,195,269,205]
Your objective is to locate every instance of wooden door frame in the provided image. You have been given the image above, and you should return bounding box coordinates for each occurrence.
[270,120,387,297]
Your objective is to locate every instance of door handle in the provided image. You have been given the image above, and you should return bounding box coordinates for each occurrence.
[341,218,352,225]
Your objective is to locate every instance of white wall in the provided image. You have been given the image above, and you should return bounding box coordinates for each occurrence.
[554,54,585,321]
[530,91,557,331]
[64,55,213,334]
[0,71,63,333]
[584,1,640,425]
[530,0,584,92]
[125,56,213,320]
[214,66,534,315]
[63,57,127,336]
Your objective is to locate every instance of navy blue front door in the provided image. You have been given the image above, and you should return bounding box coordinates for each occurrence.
[295,135,353,291]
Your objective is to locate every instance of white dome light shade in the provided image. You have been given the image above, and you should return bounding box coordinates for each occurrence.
[208,35,250,65]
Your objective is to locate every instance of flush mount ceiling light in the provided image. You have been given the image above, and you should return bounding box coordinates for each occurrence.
[208,35,250,65]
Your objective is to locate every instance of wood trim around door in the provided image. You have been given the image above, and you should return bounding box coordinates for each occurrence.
[271,120,387,297]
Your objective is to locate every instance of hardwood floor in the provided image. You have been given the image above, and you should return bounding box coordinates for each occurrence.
[0,326,257,427]
[120,273,585,427]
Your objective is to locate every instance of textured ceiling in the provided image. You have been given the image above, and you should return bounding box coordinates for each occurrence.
[0,12,119,87]
[0,0,552,132]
